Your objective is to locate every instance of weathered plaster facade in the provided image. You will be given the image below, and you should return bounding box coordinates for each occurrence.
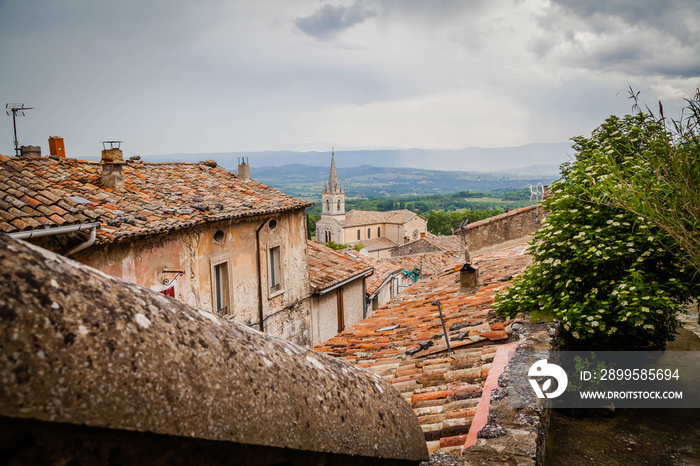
[77,210,312,346]
[311,278,366,345]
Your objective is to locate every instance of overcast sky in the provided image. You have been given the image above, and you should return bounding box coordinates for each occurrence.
[1,0,699,158]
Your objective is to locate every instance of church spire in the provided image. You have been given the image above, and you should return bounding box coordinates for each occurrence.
[327,147,342,194]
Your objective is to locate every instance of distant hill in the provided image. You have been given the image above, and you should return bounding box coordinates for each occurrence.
[251,164,558,198]
[134,142,573,174]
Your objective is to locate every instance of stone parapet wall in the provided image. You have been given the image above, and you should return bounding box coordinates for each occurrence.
[459,205,543,253]
[0,235,428,464]
[460,318,558,466]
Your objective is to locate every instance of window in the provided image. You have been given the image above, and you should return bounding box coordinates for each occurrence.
[211,258,231,315]
[269,246,282,294]
[357,229,360,240]
[324,228,331,243]
[367,228,371,238]
[326,199,330,212]
[377,226,381,237]
[337,199,341,211]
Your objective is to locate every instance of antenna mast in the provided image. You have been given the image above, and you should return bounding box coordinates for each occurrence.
[5,103,34,156]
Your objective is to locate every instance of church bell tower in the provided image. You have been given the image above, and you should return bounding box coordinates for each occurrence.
[321,148,345,220]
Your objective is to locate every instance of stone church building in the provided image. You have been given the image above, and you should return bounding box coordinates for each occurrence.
[315,152,427,259]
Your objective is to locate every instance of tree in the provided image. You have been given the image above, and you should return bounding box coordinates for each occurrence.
[579,93,700,274]
[494,110,700,349]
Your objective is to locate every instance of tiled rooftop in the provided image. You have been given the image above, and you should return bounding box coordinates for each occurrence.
[380,251,461,277]
[343,209,419,227]
[314,242,531,455]
[343,251,404,297]
[422,235,462,257]
[307,240,374,293]
[0,155,313,244]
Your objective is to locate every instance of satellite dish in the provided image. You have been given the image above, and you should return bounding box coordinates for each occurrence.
[359,248,369,257]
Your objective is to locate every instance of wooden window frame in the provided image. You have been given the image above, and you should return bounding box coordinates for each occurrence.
[210,255,232,316]
[267,243,285,298]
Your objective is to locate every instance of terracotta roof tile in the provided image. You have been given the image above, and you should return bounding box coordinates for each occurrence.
[313,242,531,455]
[307,240,374,293]
[422,235,462,256]
[380,251,461,277]
[342,252,403,296]
[0,157,313,244]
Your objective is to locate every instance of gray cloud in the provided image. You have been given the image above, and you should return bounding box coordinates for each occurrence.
[294,1,377,39]
[526,0,700,79]
[550,0,700,45]
[374,0,488,26]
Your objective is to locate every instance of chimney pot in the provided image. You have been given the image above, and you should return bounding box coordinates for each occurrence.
[101,141,125,189]
[238,157,250,182]
[49,136,66,158]
[19,145,41,157]
[457,263,480,296]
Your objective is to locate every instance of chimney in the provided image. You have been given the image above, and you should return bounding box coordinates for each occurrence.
[238,157,250,182]
[456,263,480,296]
[101,141,125,189]
[19,145,41,157]
[48,136,66,158]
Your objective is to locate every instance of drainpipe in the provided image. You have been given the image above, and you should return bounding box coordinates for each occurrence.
[7,222,101,256]
[255,220,267,333]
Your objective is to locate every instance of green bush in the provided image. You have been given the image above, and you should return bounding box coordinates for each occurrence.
[325,241,347,250]
[494,112,700,349]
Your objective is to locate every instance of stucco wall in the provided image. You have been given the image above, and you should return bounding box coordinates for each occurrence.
[75,209,313,346]
[403,215,428,243]
[367,247,394,260]
[458,205,542,253]
[311,278,366,346]
[342,278,365,329]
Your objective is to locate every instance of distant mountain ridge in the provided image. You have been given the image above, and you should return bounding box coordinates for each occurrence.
[136,142,572,174]
[251,164,558,198]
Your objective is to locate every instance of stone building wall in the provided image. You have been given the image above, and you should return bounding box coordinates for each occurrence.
[459,205,542,253]
[390,238,442,257]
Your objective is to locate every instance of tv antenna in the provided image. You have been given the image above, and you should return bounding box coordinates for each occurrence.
[6,103,34,157]
[529,183,544,202]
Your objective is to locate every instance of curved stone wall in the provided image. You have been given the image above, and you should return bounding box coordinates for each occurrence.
[0,235,427,462]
